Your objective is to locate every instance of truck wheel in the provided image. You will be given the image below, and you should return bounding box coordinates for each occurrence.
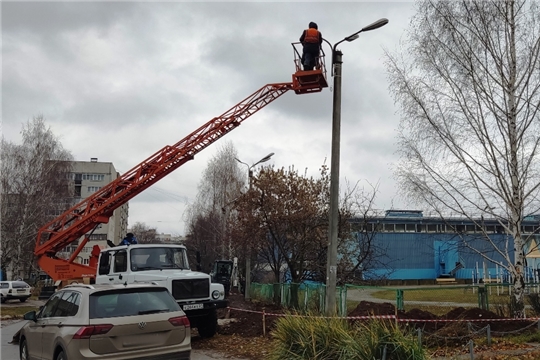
[20,297,28,303]
[197,309,217,338]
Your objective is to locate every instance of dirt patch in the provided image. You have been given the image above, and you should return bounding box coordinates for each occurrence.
[348,300,397,317]
[216,293,283,337]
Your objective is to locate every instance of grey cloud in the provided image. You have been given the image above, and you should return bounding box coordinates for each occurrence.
[2,2,138,34]
[2,1,417,235]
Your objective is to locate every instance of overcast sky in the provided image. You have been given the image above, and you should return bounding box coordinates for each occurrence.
[2,1,416,236]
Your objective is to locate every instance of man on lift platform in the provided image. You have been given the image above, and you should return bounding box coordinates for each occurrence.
[299,22,323,71]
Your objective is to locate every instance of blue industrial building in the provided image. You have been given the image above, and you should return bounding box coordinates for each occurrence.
[351,210,540,282]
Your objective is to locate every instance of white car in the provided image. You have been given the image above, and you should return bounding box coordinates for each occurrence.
[0,280,32,303]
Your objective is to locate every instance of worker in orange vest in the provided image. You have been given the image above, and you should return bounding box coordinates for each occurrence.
[299,22,322,71]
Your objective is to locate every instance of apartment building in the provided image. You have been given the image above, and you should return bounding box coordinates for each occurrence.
[61,158,129,265]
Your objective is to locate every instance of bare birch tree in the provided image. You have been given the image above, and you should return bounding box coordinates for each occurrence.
[1,116,73,280]
[386,0,540,316]
[184,142,244,267]
[340,181,394,283]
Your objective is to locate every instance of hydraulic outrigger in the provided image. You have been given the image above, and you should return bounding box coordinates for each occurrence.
[35,43,328,282]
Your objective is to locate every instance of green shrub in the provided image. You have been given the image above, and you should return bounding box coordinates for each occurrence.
[355,319,426,360]
[269,313,427,360]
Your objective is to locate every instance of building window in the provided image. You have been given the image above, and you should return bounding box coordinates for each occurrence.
[82,174,105,181]
[88,186,102,193]
[427,224,438,232]
[88,234,108,240]
[523,226,535,234]
[406,224,416,232]
[395,224,405,232]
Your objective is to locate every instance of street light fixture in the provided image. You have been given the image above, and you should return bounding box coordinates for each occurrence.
[235,152,275,300]
[324,18,388,316]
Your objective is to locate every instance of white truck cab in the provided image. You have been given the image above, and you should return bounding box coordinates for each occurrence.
[95,244,226,338]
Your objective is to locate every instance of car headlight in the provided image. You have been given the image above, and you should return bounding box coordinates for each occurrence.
[212,290,222,300]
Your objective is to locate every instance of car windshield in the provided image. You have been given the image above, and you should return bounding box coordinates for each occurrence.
[89,288,181,319]
[130,247,188,271]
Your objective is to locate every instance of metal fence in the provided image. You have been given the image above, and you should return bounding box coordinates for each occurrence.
[250,282,347,315]
[249,282,540,316]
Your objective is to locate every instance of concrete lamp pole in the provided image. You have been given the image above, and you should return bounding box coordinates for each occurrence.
[235,152,275,300]
[324,18,388,316]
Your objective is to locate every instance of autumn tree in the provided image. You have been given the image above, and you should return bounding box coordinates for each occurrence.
[386,0,540,317]
[129,222,158,244]
[235,166,323,285]
[185,142,245,270]
[1,116,73,280]
[231,164,388,304]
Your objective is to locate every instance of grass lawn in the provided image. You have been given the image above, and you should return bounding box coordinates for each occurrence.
[1,306,40,318]
[346,286,527,316]
[370,286,511,303]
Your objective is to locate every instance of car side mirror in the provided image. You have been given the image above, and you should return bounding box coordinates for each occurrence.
[23,311,37,322]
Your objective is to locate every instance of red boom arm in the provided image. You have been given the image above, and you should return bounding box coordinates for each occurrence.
[36,82,294,280]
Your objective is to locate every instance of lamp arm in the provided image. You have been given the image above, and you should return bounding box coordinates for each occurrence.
[322,38,334,66]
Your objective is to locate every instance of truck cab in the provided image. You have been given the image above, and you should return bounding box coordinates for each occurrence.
[210,260,234,296]
[95,244,226,338]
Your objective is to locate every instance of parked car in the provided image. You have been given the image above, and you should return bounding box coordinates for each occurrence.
[18,283,191,360]
[0,281,31,303]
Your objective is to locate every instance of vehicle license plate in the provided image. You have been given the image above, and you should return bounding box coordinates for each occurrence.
[17,289,25,293]
[183,304,204,310]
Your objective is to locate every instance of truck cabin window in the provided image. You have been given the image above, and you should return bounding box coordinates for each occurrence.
[98,252,111,275]
[113,250,128,273]
[130,247,188,271]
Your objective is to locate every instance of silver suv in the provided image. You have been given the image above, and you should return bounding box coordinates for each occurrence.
[18,283,191,360]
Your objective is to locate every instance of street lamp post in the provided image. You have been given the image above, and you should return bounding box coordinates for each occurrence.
[235,152,275,300]
[324,18,388,316]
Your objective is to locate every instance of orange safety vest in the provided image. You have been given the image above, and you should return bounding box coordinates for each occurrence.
[304,28,320,43]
